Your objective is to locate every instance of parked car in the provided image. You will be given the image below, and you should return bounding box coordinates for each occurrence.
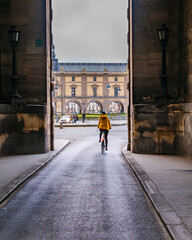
[59,115,71,124]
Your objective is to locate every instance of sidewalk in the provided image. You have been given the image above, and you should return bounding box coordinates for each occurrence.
[0,139,70,205]
[55,120,127,127]
[122,146,192,240]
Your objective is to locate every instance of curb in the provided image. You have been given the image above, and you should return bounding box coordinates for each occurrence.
[0,141,70,206]
[122,146,192,240]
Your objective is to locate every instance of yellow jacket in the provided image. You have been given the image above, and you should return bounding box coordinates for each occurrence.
[98,114,111,130]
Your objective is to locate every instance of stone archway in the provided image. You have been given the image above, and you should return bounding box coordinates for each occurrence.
[66,100,82,114]
[110,101,124,113]
[87,100,103,113]
[0,0,129,155]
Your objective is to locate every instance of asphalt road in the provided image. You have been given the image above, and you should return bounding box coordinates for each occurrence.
[0,126,170,240]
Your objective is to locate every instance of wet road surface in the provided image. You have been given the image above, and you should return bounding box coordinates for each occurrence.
[0,126,170,240]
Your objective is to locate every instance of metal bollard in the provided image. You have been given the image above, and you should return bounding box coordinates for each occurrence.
[60,122,63,129]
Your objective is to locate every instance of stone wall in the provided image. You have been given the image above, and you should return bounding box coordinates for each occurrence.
[131,0,179,103]
[169,103,192,158]
[129,0,192,158]
[0,105,48,155]
[132,103,192,158]
[0,0,52,155]
[0,0,48,103]
[180,0,192,101]
[176,0,192,158]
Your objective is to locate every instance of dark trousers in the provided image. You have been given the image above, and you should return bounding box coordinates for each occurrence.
[100,129,109,148]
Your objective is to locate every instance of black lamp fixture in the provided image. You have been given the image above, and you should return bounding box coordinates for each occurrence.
[9,26,20,43]
[8,26,22,102]
[158,24,169,42]
[157,24,169,97]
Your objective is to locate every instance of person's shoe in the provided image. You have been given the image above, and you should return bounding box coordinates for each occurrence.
[105,147,108,151]
[99,139,101,142]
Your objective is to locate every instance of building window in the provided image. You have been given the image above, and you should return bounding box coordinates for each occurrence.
[93,87,97,97]
[93,76,96,81]
[114,87,118,97]
[72,87,76,97]
[115,77,118,82]
[72,76,75,82]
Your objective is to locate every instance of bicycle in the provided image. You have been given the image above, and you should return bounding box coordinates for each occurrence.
[101,132,106,154]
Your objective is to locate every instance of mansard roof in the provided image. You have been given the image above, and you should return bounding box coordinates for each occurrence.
[57,63,127,72]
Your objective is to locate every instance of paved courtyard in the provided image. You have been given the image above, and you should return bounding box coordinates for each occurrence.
[0,126,170,240]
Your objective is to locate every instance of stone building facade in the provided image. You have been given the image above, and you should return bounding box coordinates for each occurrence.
[52,60,129,115]
[128,0,192,158]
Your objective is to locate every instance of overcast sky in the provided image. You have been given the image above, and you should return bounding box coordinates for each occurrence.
[52,0,128,63]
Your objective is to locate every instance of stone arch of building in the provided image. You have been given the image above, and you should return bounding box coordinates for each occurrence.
[87,100,103,112]
[66,99,83,113]
[111,100,125,113]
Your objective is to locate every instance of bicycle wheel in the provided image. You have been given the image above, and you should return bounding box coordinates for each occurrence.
[101,140,105,154]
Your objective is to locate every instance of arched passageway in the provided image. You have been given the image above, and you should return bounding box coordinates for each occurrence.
[110,101,124,113]
[87,101,103,113]
[66,101,82,114]
[0,0,128,155]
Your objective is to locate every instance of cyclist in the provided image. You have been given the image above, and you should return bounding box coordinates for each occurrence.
[98,111,111,151]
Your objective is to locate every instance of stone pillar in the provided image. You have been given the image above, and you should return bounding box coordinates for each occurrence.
[132,104,176,154]
[129,0,180,154]
[82,98,87,113]
[103,75,109,112]
[180,1,192,101]
[0,0,52,155]
[62,98,67,114]
[61,75,65,114]
[81,75,87,97]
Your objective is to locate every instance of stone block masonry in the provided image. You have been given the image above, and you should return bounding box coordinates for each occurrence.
[0,104,48,155]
